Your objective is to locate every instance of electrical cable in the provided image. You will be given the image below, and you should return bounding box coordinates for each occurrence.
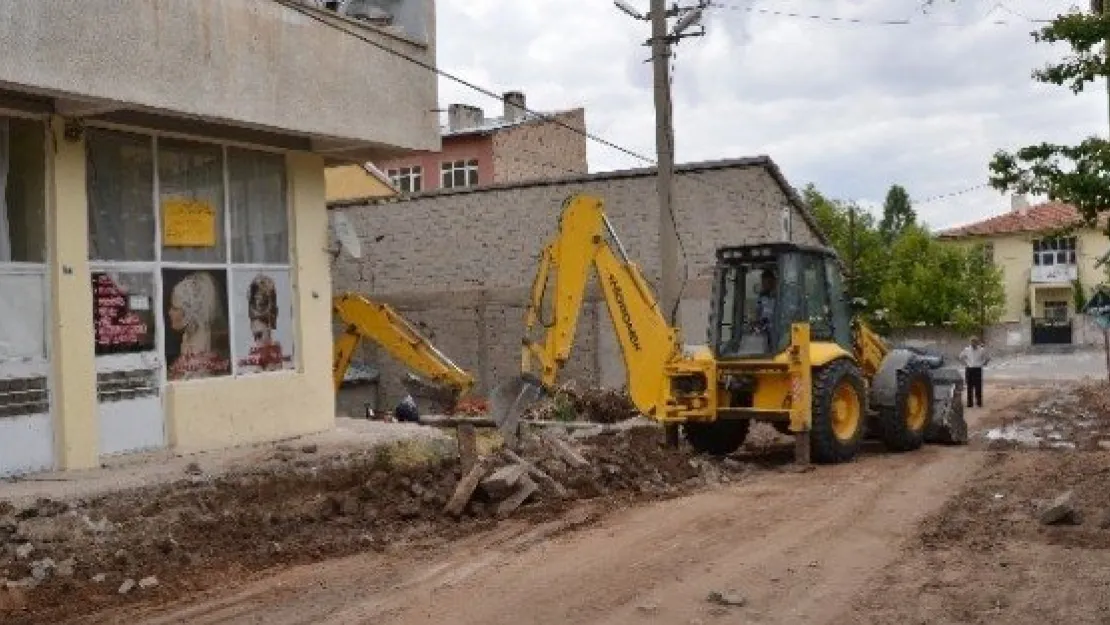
[707,1,1055,25]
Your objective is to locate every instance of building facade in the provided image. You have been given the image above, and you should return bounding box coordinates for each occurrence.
[939,197,1110,346]
[0,0,439,476]
[330,157,827,411]
[375,92,588,193]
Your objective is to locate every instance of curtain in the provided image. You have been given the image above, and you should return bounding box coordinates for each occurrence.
[86,129,156,262]
[159,139,225,264]
[229,148,288,264]
[0,117,10,263]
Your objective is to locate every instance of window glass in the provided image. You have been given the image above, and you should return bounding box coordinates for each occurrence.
[230,269,296,374]
[159,139,225,264]
[1,118,46,264]
[802,257,833,340]
[86,129,155,262]
[228,148,288,264]
[716,264,777,357]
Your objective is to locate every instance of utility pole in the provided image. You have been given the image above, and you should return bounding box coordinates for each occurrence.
[615,0,706,328]
[650,0,681,327]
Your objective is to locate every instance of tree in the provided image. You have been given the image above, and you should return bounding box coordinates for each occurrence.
[984,8,1110,233]
[802,184,888,316]
[953,243,1006,334]
[880,225,968,328]
[879,184,916,243]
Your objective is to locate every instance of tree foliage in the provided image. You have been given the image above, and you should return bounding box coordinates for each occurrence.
[985,9,1110,232]
[805,184,1006,331]
[880,184,916,243]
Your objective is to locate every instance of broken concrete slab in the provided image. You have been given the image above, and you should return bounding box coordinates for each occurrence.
[707,589,747,607]
[542,433,590,469]
[497,475,538,518]
[481,464,528,499]
[444,459,491,517]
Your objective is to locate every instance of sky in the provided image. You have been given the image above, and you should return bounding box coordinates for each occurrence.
[432,0,1106,231]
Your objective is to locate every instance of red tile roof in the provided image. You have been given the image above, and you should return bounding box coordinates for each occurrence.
[939,202,1105,238]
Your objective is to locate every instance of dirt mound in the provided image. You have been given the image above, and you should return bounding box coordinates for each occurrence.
[974,382,1110,451]
[0,426,757,624]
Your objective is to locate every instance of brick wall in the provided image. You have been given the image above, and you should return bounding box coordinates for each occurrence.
[491,109,588,183]
[332,160,825,412]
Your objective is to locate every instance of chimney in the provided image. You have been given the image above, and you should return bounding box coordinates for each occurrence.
[1011,193,1030,216]
[447,104,484,132]
[503,91,527,123]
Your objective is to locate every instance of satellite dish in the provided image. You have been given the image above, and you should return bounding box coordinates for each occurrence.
[330,212,362,259]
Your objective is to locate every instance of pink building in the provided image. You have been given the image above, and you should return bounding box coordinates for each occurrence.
[375,91,588,193]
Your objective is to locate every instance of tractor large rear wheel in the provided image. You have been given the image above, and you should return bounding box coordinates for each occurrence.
[810,360,866,464]
[683,419,751,456]
[876,359,933,452]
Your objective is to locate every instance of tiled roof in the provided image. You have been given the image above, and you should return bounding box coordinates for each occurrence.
[939,202,1105,238]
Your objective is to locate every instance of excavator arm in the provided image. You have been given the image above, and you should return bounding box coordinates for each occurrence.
[332,293,475,406]
[519,194,681,417]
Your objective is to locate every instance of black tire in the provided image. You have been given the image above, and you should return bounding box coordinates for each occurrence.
[876,359,933,452]
[810,360,867,464]
[683,419,751,456]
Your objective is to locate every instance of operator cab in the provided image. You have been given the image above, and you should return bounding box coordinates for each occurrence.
[709,243,852,359]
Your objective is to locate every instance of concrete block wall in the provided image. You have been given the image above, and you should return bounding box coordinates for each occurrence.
[332,161,824,410]
[492,109,588,183]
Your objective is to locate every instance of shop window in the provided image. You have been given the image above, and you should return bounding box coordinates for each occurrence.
[0,116,48,369]
[86,129,156,262]
[85,130,294,382]
[159,139,225,265]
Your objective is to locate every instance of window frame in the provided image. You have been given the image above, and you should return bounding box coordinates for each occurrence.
[1032,236,1077,267]
[0,112,51,382]
[440,159,480,189]
[386,165,423,193]
[84,124,298,386]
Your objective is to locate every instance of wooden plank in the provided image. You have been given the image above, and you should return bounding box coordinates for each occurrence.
[457,423,478,476]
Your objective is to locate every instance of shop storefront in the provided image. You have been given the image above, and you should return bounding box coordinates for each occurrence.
[0,115,335,476]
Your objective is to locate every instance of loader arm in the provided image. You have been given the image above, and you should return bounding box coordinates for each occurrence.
[332,293,475,401]
[852,318,889,381]
[521,194,681,417]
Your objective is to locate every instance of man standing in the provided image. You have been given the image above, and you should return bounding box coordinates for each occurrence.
[959,337,990,408]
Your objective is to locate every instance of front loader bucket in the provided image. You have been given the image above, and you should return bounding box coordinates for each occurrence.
[489,374,547,442]
[924,367,968,445]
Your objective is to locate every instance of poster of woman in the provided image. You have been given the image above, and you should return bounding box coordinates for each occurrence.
[162,269,231,381]
[232,269,295,373]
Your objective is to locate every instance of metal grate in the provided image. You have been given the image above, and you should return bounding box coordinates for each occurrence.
[0,377,50,418]
[97,369,159,403]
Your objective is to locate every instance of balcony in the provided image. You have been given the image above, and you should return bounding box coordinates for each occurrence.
[0,0,439,161]
[1031,264,1077,284]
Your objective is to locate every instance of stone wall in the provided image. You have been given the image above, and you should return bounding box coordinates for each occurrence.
[331,158,826,412]
[890,315,1107,363]
[491,109,588,183]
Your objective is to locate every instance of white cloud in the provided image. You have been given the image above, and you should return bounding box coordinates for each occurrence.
[434,0,1105,230]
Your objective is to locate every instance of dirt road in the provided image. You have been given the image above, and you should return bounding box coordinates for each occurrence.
[91,386,1043,625]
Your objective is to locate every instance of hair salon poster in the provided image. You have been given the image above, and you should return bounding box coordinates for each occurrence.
[162,268,231,381]
[231,270,296,373]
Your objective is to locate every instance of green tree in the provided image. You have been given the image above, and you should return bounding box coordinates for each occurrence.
[802,184,888,315]
[953,243,1006,333]
[879,184,916,243]
[982,8,1110,233]
[880,225,968,327]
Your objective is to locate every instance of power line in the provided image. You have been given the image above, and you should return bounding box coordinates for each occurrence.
[913,183,993,205]
[271,0,656,165]
[707,1,1055,26]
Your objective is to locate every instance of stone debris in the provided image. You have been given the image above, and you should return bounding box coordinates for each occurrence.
[139,575,159,589]
[14,543,33,560]
[118,578,136,595]
[1038,491,1082,526]
[707,589,747,607]
[184,462,203,476]
[301,444,319,454]
[91,573,107,583]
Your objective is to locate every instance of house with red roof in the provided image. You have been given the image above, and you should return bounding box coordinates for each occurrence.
[939,196,1110,345]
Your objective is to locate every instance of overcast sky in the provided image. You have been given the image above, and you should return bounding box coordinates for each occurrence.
[432,0,1104,231]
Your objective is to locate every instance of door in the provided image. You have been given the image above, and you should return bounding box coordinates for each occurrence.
[93,270,165,456]
[1031,302,1072,346]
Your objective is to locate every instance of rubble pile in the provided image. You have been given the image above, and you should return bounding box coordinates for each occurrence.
[977,382,1110,451]
[0,425,753,624]
[444,424,746,520]
[524,385,640,424]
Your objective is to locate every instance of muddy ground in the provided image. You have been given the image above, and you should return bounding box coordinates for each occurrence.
[0,421,787,625]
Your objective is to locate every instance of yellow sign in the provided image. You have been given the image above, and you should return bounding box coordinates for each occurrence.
[163,198,216,248]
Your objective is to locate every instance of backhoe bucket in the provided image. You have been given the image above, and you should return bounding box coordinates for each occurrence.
[489,374,547,442]
[924,368,968,445]
[401,373,462,413]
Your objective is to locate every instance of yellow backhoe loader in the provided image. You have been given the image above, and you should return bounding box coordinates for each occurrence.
[332,293,476,416]
[492,194,967,464]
